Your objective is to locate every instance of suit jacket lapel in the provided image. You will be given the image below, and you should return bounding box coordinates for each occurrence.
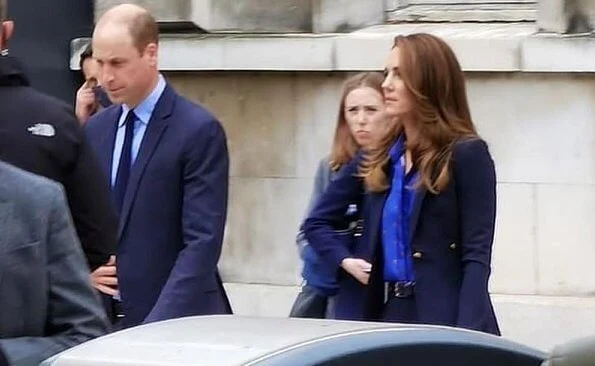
[97,106,121,179]
[117,86,176,239]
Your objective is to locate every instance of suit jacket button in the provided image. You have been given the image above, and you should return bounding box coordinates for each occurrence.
[412,251,423,259]
[449,242,457,250]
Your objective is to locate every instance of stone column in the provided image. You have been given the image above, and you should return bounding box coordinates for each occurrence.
[312,0,385,33]
[537,0,595,34]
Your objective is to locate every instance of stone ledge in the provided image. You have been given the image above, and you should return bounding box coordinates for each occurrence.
[70,23,595,73]
[523,34,595,72]
[387,4,537,23]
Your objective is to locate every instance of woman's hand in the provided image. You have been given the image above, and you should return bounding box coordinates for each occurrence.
[341,258,372,285]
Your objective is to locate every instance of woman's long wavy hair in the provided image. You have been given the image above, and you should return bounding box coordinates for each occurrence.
[360,33,478,193]
[329,72,385,171]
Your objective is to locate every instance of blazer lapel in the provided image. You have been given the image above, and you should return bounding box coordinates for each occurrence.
[366,161,393,257]
[117,86,175,239]
[366,191,388,259]
[409,187,427,244]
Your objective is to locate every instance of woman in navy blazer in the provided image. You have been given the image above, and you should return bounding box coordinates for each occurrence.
[304,33,500,335]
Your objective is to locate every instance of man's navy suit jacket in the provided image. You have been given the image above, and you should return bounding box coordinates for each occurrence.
[85,84,232,327]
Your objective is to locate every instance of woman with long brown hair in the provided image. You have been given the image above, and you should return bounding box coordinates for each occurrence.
[304,33,500,334]
[290,72,387,319]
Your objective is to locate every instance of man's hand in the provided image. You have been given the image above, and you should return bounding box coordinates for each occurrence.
[341,258,372,285]
[75,80,97,125]
[91,255,118,296]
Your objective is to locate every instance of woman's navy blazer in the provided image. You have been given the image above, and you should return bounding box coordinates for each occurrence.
[304,138,500,335]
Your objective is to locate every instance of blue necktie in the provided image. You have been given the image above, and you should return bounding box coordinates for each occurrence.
[113,110,136,215]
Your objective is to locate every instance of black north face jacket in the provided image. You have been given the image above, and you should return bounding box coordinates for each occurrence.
[0,54,116,270]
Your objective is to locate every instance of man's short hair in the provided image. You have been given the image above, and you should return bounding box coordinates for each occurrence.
[79,43,93,70]
[129,10,158,53]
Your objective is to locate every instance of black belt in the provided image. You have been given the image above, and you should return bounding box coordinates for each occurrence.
[385,281,415,300]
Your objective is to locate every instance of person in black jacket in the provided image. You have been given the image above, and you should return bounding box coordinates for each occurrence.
[0,0,118,319]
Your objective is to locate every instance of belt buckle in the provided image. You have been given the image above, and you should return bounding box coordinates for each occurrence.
[393,281,414,298]
[384,281,415,303]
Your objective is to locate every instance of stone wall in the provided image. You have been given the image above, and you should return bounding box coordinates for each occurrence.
[168,72,344,286]
[166,71,595,297]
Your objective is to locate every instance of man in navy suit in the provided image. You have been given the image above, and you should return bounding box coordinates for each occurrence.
[85,3,232,328]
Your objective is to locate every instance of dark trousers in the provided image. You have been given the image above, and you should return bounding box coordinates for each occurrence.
[103,272,232,331]
[289,285,334,319]
[382,295,419,323]
[101,293,115,322]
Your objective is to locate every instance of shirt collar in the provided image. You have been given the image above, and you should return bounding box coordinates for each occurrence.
[119,74,166,127]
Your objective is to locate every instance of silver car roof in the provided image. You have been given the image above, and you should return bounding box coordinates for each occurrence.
[45,315,443,365]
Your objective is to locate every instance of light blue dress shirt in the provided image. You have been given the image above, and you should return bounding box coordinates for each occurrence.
[111,74,166,186]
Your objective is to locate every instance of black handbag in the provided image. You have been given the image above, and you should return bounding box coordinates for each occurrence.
[334,217,364,248]
[289,286,329,318]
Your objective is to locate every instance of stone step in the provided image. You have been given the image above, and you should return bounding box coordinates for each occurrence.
[223,283,595,352]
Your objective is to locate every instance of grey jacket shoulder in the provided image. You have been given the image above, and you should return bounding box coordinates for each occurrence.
[0,161,108,366]
[0,161,62,204]
[0,161,62,252]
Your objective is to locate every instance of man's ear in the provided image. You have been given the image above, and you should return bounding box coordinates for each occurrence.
[145,43,158,67]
